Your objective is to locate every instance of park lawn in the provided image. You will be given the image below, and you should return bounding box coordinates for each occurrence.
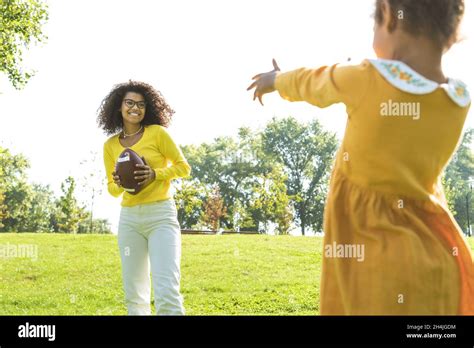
[1,234,473,316]
[0,233,320,315]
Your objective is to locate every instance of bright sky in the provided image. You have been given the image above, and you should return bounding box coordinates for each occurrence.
[1,0,473,234]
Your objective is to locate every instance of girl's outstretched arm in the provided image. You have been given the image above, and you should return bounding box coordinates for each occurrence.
[247,59,281,106]
[250,59,371,111]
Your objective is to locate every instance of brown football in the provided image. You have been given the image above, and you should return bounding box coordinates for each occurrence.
[115,148,146,195]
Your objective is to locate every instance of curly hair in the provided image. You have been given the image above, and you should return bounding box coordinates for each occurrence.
[97,80,174,136]
[374,0,465,48]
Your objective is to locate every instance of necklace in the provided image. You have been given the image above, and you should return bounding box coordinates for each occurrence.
[122,126,143,138]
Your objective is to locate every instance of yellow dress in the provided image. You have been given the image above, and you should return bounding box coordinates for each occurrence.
[275,59,474,315]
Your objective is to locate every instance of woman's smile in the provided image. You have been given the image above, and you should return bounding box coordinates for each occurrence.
[121,91,146,126]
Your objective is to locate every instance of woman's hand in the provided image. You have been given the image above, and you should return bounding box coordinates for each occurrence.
[247,59,281,106]
[134,157,156,187]
[112,171,121,187]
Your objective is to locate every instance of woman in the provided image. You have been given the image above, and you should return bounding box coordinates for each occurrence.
[97,80,191,315]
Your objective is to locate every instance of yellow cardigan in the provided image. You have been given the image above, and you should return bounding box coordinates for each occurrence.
[103,124,191,207]
[276,59,474,315]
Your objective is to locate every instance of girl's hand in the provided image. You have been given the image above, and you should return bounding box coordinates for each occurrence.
[112,171,121,187]
[247,59,281,106]
[134,157,156,187]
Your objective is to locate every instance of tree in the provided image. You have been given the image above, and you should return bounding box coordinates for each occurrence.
[0,146,33,231]
[24,183,56,232]
[183,137,241,229]
[182,127,271,230]
[203,185,227,231]
[54,176,86,233]
[174,178,206,229]
[249,165,293,234]
[0,150,7,228]
[2,180,34,231]
[262,117,338,235]
[443,128,474,235]
[0,145,111,233]
[0,0,49,89]
[0,191,5,228]
[231,199,254,232]
[77,211,112,234]
[183,119,338,234]
[78,151,105,233]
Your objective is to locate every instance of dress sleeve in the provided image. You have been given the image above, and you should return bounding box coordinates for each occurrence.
[103,142,124,197]
[274,60,371,111]
[153,127,191,181]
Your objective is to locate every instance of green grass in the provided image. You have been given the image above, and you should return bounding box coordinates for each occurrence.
[0,233,320,315]
[1,234,472,316]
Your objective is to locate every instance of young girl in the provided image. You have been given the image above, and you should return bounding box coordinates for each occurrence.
[98,81,191,315]
[248,0,473,314]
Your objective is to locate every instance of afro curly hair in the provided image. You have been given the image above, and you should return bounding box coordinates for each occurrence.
[97,80,174,136]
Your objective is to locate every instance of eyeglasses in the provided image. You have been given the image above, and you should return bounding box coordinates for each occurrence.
[123,99,146,109]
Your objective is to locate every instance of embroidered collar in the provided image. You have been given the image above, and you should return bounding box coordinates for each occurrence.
[368,59,471,107]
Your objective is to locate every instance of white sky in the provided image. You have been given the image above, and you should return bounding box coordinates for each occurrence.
[1,0,473,233]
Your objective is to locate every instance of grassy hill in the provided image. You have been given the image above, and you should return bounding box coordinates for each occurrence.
[1,233,472,315]
[0,233,319,315]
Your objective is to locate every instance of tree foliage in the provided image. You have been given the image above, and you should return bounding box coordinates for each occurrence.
[0,146,32,231]
[262,117,338,235]
[249,165,293,234]
[203,185,227,231]
[182,117,338,234]
[54,176,86,233]
[443,128,474,235]
[174,178,206,229]
[0,0,49,89]
[25,183,55,232]
[183,128,271,230]
[0,145,111,233]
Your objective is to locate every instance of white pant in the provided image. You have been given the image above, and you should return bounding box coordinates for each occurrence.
[117,199,185,315]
